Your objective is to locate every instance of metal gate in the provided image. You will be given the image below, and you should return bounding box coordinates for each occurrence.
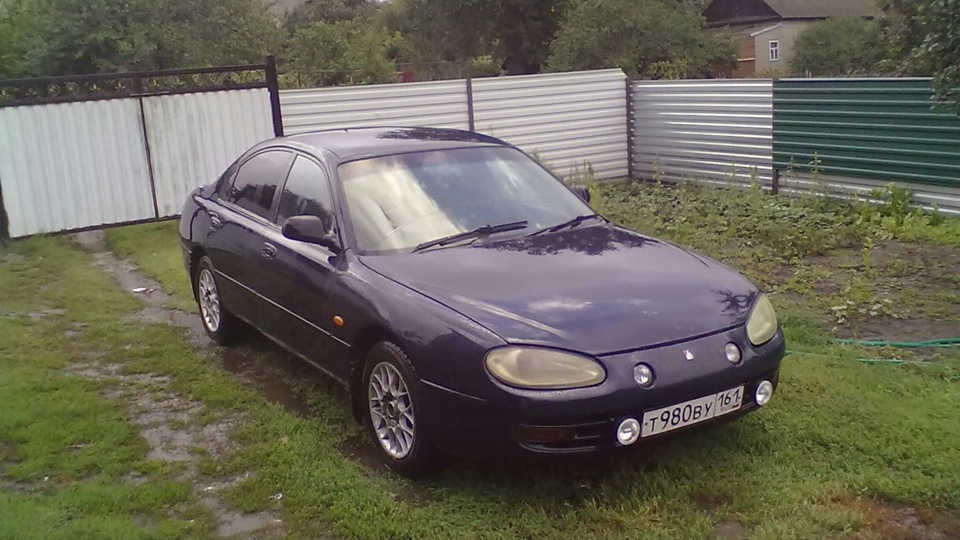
[0,60,283,238]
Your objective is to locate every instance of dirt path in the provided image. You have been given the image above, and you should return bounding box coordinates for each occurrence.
[71,230,297,539]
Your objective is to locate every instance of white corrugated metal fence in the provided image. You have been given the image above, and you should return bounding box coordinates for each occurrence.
[472,70,628,179]
[0,89,273,237]
[0,99,155,238]
[279,70,629,179]
[280,79,470,135]
[143,89,274,217]
[631,79,773,186]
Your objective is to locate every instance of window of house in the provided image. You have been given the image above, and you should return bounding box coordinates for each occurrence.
[769,40,779,62]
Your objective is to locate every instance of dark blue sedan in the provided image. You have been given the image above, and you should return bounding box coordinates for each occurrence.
[179,127,785,476]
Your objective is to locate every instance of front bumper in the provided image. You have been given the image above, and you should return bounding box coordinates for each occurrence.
[420,326,785,456]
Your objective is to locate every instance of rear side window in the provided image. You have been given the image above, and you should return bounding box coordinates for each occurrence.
[226,150,294,219]
[275,156,336,232]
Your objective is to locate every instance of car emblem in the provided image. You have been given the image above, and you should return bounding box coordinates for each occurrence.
[683,350,695,361]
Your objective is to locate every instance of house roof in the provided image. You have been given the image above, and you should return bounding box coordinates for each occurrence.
[760,0,881,19]
[721,22,782,38]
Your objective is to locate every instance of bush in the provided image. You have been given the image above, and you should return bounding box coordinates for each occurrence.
[790,17,884,76]
[547,0,735,78]
[286,19,398,86]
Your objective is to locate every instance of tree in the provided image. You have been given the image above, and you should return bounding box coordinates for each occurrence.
[790,17,884,76]
[286,19,398,86]
[547,0,736,79]
[919,0,959,112]
[0,0,26,77]
[878,0,959,112]
[281,0,378,33]
[5,0,281,76]
[391,0,570,75]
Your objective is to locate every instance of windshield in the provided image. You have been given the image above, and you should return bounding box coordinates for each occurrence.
[338,147,593,254]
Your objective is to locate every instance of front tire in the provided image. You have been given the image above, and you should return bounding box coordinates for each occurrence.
[363,341,441,477]
[194,256,240,345]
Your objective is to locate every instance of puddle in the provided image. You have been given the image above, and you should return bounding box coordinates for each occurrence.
[0,476,40,494]
[693,494,731,513]
[337,435,436,506]
[202,497,283,538]
[218,348,314,416]
[337,435,386,472]
[126,305,210,348]
[710,520,747,540]
[854,499,960,540]
[0,308,68,321]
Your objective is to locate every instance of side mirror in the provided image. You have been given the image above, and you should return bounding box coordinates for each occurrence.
[571,185,591,204]
[282,215,341,254]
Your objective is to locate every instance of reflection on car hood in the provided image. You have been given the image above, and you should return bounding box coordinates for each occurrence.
[360,224,758,355]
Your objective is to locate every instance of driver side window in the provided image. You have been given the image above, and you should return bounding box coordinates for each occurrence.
[275,156,336,232]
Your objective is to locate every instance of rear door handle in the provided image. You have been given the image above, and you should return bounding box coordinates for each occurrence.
[210,213,222,230]
[262,242,277,259]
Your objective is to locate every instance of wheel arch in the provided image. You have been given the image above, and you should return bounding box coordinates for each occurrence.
[348,324,404,423]
[188,246,208,301]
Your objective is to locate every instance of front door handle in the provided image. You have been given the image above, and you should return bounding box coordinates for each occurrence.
[262,242,278,259]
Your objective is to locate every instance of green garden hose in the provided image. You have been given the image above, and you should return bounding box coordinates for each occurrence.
[786,349,932,366]
[834,337,960,348]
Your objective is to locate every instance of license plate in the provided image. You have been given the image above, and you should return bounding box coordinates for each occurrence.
[641,386,744,438]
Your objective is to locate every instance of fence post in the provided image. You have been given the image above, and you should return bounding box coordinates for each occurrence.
[770,77,778,194]
[465,78,475,132]
[0,179,9,244]
[625,77,635,179]
[135,73,161,219]
[266,55,284,137]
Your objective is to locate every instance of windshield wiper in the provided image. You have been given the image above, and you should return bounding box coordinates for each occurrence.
[526,213,602,237]
[412,220,529,253]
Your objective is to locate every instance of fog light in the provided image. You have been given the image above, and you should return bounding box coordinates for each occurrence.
[725,343,742,365]
[634,364,654,388]
[617,418,641,445]
[755,380,773,406]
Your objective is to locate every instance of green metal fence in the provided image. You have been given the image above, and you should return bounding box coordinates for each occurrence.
[773,79,960,188]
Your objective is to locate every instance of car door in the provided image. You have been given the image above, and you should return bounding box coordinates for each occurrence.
[259,154,346,380]
[206,149,294,326]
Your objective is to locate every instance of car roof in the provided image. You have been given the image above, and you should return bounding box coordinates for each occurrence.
[271,127,511,162]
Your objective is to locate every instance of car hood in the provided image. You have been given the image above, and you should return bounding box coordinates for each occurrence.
[359,224,758,355]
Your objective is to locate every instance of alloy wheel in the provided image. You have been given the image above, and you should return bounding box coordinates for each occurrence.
[197,268,221,333]
[368,362,416,459]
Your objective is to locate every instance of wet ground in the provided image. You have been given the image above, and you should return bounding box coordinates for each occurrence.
[73,230,320,416]
[72,231,298,538]
[850,498,960,540]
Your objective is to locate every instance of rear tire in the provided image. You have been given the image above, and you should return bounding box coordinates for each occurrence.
[363,341,442,477]
[194,256,240,345]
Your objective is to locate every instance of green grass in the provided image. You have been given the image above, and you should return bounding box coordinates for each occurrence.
[0,238,208,539]
[3,181,960,539]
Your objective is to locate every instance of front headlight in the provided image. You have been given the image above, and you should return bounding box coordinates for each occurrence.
[485,347,606,390]
[746,294,778,346]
